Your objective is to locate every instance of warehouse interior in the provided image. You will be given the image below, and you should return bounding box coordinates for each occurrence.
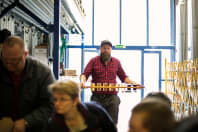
[0,0,198,131]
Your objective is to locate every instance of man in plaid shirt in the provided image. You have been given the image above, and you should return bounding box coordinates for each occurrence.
[80,40,142,124]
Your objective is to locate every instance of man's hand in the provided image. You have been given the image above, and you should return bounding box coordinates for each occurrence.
[132,83,144,89]
[80,75,86,88]
[124,77,144,89]
[80,82,85,88]
[124,77,137,85]
[0,117,14,132]
[13,119,26,132]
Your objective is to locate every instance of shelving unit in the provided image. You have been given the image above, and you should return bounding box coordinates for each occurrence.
[0,0,86,79]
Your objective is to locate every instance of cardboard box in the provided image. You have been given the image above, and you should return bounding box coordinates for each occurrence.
[33,47,48,64]
[34,48,47,54]
[64,69,77,76]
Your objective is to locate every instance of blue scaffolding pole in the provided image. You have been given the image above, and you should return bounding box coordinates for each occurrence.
[53,0,61,80]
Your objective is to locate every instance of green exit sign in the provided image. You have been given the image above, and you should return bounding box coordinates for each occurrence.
[115,45,126,48]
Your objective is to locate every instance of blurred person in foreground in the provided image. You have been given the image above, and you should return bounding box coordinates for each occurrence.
[174,115,198,132]
[128,101,176,132]
[80,40,143,124]
[0,36,55,132]
[142,92,172,109]
[45,80,117,132]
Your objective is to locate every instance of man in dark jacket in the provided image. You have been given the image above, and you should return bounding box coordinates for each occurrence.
[0,36,55,132]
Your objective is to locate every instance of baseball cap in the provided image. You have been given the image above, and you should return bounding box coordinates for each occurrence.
[100,40,112,47]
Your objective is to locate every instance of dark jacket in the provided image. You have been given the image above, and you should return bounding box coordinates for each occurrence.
[0,57,55,132]
[45,102,117,132]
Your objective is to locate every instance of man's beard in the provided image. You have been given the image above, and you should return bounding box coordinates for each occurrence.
[100,52,111,63]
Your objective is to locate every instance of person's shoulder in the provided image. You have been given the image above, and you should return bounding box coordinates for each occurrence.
[26,57,50,71]
[84,102,107,114]
[85,101,101,108]
[88,56,100,63]
[175,115,198,132]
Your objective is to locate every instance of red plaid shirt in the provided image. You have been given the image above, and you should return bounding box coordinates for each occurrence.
[82,56,127,94]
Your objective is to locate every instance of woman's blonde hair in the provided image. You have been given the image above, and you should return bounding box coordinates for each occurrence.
[49,80,80,100]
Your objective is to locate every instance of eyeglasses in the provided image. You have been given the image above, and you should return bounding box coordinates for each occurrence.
[2,55,24,65]
[53,98,72,103]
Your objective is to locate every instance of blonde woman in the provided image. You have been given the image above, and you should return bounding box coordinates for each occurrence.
[45,80,117,132]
